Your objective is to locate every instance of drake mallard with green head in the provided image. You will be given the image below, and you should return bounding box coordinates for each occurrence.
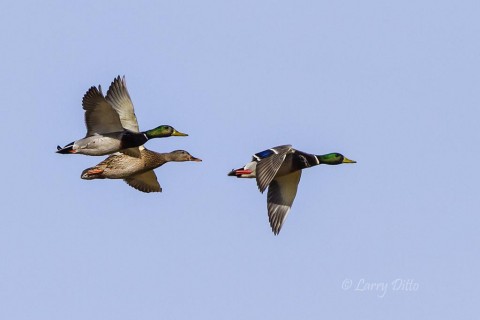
[56,76,187,157]
[228,145,356,235]
[81,147,201,193]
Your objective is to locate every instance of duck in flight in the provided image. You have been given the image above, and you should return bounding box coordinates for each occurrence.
[228,145,356,235]
[56,76,187,157]
[81,148,202,193]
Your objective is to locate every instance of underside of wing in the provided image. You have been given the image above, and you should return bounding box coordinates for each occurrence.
[105,76,140,133]
[83,85,124,135]
[123,170,162,193]
[267,170,301,235]
[255,145,293,193]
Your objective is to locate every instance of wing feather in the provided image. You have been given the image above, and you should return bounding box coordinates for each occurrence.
[105,76,140,133]
[123,170,161,193]
[255,145,293,193]
[82,85,124,135]
[267,171,302,235]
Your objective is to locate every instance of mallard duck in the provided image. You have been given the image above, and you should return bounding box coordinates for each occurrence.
[228,145,356,235]
[81,148,202,193]
[56,76,187,157]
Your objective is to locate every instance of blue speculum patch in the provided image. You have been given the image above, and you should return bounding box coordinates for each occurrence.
[255,149,275,159]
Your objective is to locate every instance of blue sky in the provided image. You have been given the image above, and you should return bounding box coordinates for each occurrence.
[1,0,479,319]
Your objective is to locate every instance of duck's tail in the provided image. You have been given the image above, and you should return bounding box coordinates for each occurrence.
[81,167,104,180]
[56,143,75,154]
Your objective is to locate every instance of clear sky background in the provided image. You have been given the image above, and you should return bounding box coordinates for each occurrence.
[1,1,479,319]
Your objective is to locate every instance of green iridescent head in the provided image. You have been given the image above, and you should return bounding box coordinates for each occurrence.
[145,125,188,139]
[317,153,356,165]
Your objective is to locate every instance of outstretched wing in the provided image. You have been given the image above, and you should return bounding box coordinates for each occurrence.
[123,170,161,193]
[255,145,293,193]
[83,85,124,136]
[266,170,302,235]
[105,76,140,133]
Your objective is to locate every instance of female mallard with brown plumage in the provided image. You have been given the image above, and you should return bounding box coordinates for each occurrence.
[81,148,201,193]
